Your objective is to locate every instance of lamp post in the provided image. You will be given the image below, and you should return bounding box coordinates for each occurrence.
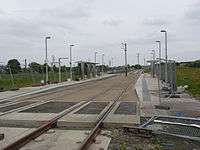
[45,36,51,84]
[122,43,128,77]
[161,30,168,83]
[156,40,162,77]
[151,50,155,78]
[58,57,68,83]
[156,40,161,104]
[101,54,105,75]
[94,52,98,77]
[69,44,75,81]
[111,57,114,67]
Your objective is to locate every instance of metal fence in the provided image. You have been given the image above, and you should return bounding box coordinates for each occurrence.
[150,59,177,96]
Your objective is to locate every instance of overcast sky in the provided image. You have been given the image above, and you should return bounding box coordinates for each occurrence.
[0,0,200,66]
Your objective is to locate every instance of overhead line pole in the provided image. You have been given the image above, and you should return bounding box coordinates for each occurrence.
[137,53,140,65]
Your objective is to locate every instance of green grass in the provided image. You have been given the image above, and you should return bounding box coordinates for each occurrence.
[176,66,200,100]
[0,72,70,91]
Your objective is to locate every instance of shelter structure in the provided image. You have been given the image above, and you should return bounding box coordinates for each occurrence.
[76,61,98,79]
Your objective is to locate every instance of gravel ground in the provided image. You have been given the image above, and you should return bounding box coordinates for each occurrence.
[107,128,200,150]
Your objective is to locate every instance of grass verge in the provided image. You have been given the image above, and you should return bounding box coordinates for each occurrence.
[176,66,200,100]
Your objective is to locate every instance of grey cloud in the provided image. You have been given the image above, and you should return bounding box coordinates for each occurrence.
[0,9,5,15]
[185,2,200,22]
[39,7,90,20]
[102,18,123,27]
[143,18,169,26]
[0,17,42,40]
[0,6,90,42]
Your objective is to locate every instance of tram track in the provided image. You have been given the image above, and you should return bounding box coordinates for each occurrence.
[1,71,141,150]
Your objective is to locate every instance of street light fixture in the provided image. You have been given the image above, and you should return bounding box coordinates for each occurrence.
[161,30,168,83]
[69,44,75,81]
[45,36,51,84]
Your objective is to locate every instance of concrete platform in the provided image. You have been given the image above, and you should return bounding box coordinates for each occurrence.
[0,101,85,128]
[0,128,111,150]
[20,130,111,150]
[0,127,35,148]
[104,101,140,127]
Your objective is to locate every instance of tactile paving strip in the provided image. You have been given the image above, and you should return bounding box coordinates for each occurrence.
[0,101,36,112]
[75,102,109,114]
[20,102,77,113]
[114,102,136,115]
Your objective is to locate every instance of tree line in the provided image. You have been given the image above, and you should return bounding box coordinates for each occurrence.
[0,59,70,74]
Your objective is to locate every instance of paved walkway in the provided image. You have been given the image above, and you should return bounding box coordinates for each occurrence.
[135,73,200,118]
[0,74,115,101]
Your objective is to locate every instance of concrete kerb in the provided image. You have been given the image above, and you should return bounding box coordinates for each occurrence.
[0,74,117,102]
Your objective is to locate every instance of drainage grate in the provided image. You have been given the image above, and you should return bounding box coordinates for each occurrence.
[114,102,137,115]
[75,102,108,114]
[20,102,77,113]
[0,101,35,112]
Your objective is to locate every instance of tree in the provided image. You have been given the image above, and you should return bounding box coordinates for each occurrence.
[134,64,142,69]
[7,59,21,74]
[29,62,43,73]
